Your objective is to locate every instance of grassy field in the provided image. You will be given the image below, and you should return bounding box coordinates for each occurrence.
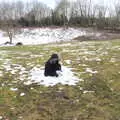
[0,40,120,120]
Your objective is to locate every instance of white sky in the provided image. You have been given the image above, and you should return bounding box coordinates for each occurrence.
[36,0,111,8]
[0,0,114,9]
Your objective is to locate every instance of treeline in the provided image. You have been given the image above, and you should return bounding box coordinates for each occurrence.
[0,0,120,30]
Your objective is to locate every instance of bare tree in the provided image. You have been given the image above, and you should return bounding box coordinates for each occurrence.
[0,1,20,44]
[55,0,70,28]
[1,21,18,44]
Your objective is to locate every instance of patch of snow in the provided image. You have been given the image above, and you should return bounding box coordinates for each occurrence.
[0,27,95,46]
[30,54,43,58]
[10,88,18,91]
[26,66,80,86]
[2,63,28,78]
[1,83,5,87]
[0,43,15,47]
[3,64,12,71]
[10,107,15,110]
[1,59,12,71]
[18,116,23,119]
[85,57,102,62]
[0,71,3,77]
[65,60,71,64]
[19,69,27,75]
[11,70,18,74]
[86,68,98,74]
[100,51,108,56]
[95,58,101,62]
[24,81,32,85]
[19,74,28,81]
[80,64,88,67]
[79,87,83,90]
[82,56,89,61]
[58,87,64,90]
[30,87,34,90]
[0,116,3,120]
[83,90,95,94]
[20,93,25,96]
[83,51,96,55]
[110,58,116,63]
[53,43,72,47]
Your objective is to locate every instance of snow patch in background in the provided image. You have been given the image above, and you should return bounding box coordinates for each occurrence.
[0,28,88,46]
[26,66,80,86]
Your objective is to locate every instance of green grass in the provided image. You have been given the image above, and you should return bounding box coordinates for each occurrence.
[0,40,120,120]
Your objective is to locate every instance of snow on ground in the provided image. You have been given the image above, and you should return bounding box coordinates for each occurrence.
[20,93,26,96]
[0,116,3,120]
[25,66,80,86]
[0,56,81,86]
[65,60,71,64]
[0,27,99,46]
[0,71,3,77]
[10,88,18,91]
[85,68,98,74]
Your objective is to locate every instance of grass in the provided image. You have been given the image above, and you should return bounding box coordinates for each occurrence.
[0,40,120,120]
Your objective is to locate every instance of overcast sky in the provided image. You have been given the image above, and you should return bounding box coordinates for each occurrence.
[33,0,111,8]
[0,0,114,9]
[0,0,76,8]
